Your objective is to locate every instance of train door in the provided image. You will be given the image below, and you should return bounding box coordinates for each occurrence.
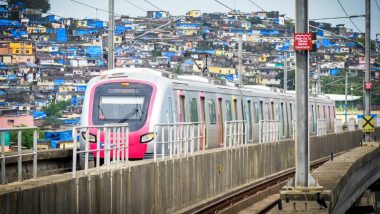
[200,96,207,149]
[217,98,224,145]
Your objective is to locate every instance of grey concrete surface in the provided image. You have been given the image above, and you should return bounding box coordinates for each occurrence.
[0,129,374,214]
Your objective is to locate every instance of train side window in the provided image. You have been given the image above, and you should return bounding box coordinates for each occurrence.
[167,97,174,123]
[328,106,331,129]
[209,99,217,124]
[289,102,293,122]
[200,97,206,123]
[317,105,320,119]
[190,98,198,122]
[259,101,264,121]
[253,102,259,123]
[179,95,186,122]
[311,104,315,133]
[265,103,271,120]
[280,102,285,135]
[233,99,238,120]
[225,100,232,121]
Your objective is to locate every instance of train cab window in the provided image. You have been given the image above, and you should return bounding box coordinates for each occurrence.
[233,99,238,120]
[167,97,174,123]
[179,95,186,122]
[225,100,232,121]
[190,98,198,122]
[209,99,217,124]
[253,102,260,123]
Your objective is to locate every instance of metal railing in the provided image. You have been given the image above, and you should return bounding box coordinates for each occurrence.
[0,127,38,184]
[72,124,129,178]
[334,119,344,133]
[259,120,281,143]
[224,120,247,148]
[153,122,205,161]
[317,119,327,136]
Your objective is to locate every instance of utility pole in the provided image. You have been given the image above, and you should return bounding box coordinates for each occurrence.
[108,0,115,69]
[344,72,348,124]
[284,51,288,92]
[238,34,243,88]
[294,0,314,187]
[365,0,371,141]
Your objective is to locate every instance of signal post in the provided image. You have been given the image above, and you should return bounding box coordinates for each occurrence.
[279,0,328,212]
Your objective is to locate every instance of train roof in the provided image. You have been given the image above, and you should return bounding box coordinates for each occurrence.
[95,68,334,102]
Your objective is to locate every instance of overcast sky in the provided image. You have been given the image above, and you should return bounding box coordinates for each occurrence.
[50,0,380,39]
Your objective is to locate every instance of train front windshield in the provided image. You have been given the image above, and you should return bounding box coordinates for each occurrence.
[92,82,153,132]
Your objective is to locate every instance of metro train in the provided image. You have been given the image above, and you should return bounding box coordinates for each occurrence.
[80,68,336,159]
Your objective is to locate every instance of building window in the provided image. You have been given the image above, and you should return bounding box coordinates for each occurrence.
[7,119,14,125]
[15,50,20,54]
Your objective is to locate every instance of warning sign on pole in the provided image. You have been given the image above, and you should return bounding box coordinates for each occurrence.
[364,82,373,90]
[362,115,375,132]
[294,33,313,51]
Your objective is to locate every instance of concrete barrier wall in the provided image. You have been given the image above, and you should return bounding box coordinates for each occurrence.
[0,130,370,214]
[2,149,73,183]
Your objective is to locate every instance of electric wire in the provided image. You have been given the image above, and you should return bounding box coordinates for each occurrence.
[213,0,240,14]
[375,0,380,11]
[247,0,264,11]
[124,0,146,13]
[143,0,163,11]
[336,0,362,33]
[70,0,124,17]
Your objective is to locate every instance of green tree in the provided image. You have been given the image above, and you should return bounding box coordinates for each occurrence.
[151,50,162,57]
[275,69,295,90]
[43,101,71,118]
[10,0,50,12]
[9,125,40,149]
[172,65,183,74]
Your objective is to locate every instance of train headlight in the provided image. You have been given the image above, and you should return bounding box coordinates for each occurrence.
[140,133,154,143]
[82,132,97,143]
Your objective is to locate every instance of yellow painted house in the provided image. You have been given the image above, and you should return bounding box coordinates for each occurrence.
[9,42,33,55]
[209,66,236,75]
[77,20,88,27]
[26,26,46,33]
[186,10,202,18]
[215,50,234,58]
[258,56,267,62]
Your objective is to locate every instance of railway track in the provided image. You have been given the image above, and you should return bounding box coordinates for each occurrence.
[187,154,337,214]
